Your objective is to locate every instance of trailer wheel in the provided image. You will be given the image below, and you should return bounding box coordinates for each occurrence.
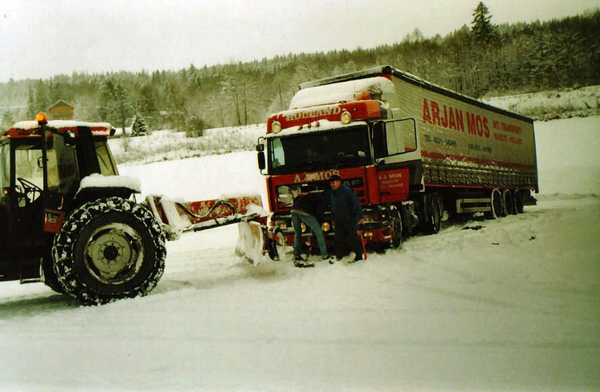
[503,190,515,216]
[389,206,403,249]
[514,190,524,214]
[423,193,442,234]
[52,197,166,305]
[486,189,503,219]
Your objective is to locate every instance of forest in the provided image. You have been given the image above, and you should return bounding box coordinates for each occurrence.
[1,4,599,134]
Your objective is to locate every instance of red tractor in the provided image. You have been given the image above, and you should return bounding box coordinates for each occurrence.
[0,115,166,304]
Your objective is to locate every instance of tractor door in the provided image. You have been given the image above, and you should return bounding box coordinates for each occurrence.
[0,138,47,280]
[0,141,12,278]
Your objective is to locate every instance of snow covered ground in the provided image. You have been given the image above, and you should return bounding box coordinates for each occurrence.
[1,117,599,391]
[484,85,600,121]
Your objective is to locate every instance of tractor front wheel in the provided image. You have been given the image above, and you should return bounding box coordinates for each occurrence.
[52,197,166,305]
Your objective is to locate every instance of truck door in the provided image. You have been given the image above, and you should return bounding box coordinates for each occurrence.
[372,118,422,199]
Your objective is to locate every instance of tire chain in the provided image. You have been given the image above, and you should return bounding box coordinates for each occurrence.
[51,197,167,305]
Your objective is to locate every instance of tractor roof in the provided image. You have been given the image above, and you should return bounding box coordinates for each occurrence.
[7,120,114,139]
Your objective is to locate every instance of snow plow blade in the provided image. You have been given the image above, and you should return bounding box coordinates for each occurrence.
[144,194,265,239]
[144,194,284,264]
[235,221,287,265]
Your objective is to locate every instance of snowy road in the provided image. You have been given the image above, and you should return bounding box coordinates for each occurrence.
[1,117,599,391]
[0,196,599,390]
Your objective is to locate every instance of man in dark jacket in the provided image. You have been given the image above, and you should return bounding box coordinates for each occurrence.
[291,191,331,267]
[329,174,366,263]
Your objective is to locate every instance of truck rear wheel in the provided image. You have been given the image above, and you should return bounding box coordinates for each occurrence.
[423,193,441,234]
[486,189,503,219]
[514,190,524,214]
[503,189,515,215]
[52,197,166,305]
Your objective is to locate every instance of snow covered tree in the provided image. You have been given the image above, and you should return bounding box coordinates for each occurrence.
[131,114,149,137]
[34,81,50,114]
[186,115,210,137]
[1,110,14,130]
[26,87,36,119]
[98,78,132,135]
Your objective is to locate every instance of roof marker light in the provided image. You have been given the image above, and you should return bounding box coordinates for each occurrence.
[341,110,352,125]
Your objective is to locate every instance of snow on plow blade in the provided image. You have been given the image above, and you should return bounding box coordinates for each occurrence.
[144,194,264,238]
[144,194,282,264]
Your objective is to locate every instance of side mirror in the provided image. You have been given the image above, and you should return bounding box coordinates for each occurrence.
[256,143,264,152]
[257,152,266,171]
[64,130,77,147]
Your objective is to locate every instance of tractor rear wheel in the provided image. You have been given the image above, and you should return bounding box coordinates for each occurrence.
[52,197,166,305]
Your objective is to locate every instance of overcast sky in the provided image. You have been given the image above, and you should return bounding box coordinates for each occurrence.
[0,0,598,82]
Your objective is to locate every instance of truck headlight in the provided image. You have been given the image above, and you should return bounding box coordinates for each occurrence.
[272,121,282,133]
[341,111,352,124]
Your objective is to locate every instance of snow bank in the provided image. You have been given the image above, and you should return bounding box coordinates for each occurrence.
[534,116,600,196]
[109,124,264,166]
[484,85,600,120]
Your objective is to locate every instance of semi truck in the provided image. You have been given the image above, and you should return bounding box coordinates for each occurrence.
[257,65,538,252]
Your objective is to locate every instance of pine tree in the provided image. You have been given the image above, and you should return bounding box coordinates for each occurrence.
[131,114,148,136]
[471,2,497,46]
[26,87,36,119]
[1,110,14,130]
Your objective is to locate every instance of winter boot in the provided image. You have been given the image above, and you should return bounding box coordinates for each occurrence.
[294,256,314,268]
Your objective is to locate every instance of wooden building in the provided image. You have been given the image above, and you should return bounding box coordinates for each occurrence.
[48,100,74,120]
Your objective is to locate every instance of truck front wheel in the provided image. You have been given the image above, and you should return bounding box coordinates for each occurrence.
[52,197,166,305]
[389,206,403,249]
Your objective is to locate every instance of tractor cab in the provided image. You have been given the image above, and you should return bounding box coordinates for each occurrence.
[0,115,119,282]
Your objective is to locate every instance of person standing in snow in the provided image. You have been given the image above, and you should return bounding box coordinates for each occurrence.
[329,174,365,263]
[291,191,332,268]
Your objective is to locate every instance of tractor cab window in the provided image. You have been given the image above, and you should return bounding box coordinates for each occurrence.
[95,142,119,176]
[14,136,81,199]
[14,145,45,205]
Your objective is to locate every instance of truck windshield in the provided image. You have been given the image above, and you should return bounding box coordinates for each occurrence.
[267,125,371,175]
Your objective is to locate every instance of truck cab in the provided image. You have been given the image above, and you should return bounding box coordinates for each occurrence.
[258,74,421,250]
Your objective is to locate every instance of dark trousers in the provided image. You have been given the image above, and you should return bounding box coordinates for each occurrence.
[333,216,363,259]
